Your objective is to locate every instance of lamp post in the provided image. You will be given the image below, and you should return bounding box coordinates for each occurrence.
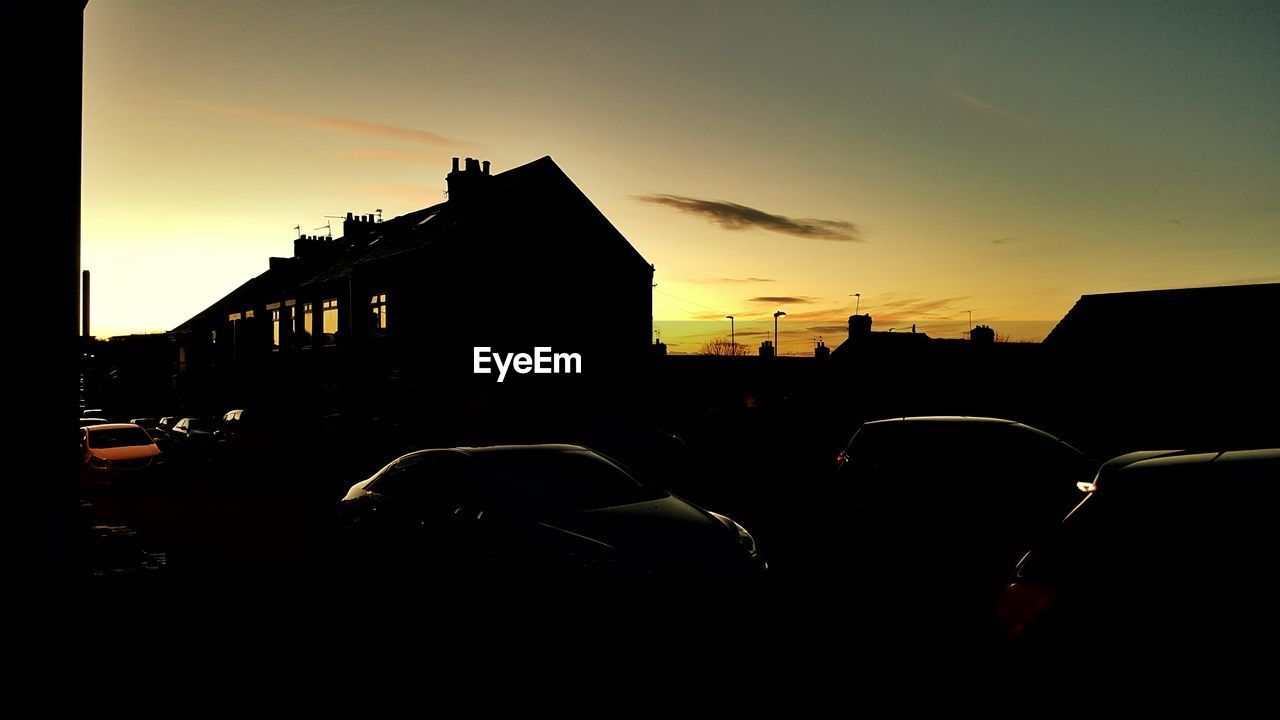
[726,315,735,356]
[773,310,787,356]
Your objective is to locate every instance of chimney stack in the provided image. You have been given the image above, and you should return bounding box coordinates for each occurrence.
[446,156,494,202]
[848,313,872,340]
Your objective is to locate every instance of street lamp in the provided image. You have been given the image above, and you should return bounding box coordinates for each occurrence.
[726,315,735,356]
[773,310,787,356]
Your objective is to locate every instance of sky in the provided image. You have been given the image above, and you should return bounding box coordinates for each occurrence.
[83,1,1280,353]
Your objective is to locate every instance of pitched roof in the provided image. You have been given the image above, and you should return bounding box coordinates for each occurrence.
[1043,282,1280,351]
[173,156,650,330]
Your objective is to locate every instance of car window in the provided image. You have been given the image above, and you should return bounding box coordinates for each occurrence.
[88,427,154,449]
[369,452,468,506]
[472,450,668,515]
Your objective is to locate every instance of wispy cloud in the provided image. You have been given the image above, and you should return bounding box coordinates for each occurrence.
[692,277,777,284]
[944,89,1036,128]
[336,147,448,164]
[864,293,976,324]
[356,184,439,202]
[747,296,820,304]
[635,194,863,242]
[177,101,480,149]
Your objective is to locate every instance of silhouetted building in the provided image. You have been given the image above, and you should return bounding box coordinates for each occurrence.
[830,314,931,358]
[1043,283,1280,371]
[759,340,774,358]
[171,156,653,419]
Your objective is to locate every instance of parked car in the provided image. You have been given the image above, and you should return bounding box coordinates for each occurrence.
[155,416,179,437]
[170,417,217,443]
[79,417,110,429]
[80,423,163,484]
[130,417,160,436]
[999,448,1280,697]
[339,444,766,581]
[831,416,1097,690]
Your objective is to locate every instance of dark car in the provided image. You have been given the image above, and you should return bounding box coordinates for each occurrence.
[831,416,1097,690]
[169,417,218,454]
[79,417,110,428]
[339,444,765,581]
[999,448,1280,698]
[155,416,179,437]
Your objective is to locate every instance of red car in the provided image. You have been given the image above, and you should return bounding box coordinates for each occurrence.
[80,423,163,484]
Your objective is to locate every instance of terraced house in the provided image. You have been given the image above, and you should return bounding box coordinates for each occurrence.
[170,156,654,419]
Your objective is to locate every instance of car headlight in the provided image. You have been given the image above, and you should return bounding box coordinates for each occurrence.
[88,455,111,470]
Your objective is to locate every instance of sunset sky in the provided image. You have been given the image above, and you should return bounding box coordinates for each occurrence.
[83,1,1280,353]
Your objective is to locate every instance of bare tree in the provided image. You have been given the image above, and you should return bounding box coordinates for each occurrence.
[700,336,750,356]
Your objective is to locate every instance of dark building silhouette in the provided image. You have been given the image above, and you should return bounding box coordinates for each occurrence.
[1043,283,1280,371]
[170,156,653,421]
[1040,282,1280,453]
[830,313,932,358]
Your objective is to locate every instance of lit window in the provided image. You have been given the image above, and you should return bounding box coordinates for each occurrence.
[301,303,313,343]
[322,298,339,345]
[370,293,388,333]
[271,309,281,350]
[244,309,255,319]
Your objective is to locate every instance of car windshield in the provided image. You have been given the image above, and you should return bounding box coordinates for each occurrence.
[89,427,154,449]
[472,449,668,515]
[185,418,214,432]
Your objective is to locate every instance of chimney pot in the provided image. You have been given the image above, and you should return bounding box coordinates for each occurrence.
[346,212,353,221]
[451,157,459,173]
[482,160,490,175]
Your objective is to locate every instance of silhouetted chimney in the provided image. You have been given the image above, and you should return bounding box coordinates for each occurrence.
[848,314,872,340]
[446,157,494,202]
[814,339,830,361]
[970,324,996,348]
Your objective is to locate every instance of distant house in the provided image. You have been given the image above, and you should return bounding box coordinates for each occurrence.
[1043,283,1280,372]
[171,156,654,416]
[830,314,932,359]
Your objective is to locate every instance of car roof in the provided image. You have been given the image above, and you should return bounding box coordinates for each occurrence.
[85,423,145,431]
[1095,448,1280,489]
[862,416,1020,427]
[459,443,591,455]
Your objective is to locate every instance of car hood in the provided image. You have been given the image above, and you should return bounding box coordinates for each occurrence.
[544,495,738,566]
[91,445,161,461]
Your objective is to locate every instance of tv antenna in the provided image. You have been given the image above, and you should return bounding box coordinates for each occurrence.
[314,221,332,239]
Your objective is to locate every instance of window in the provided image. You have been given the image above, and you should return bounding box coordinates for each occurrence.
[370,292,388,334]
[244,309,255,319]
[301,303,313,344]
[322,298,339,345]
[271,309,281,350]
[285,304,297,348]
[227,312,242,322]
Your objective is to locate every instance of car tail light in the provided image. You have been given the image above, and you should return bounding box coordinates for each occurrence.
[999,582,1056,637]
